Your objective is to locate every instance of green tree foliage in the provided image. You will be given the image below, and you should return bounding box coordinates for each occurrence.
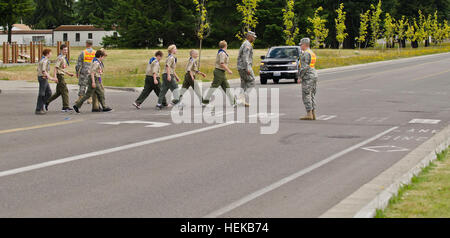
[74,0,115,25]
[307,6,328,48]
[236,0,262,41]
[396,16,408,48]
[0,0,34,43]
[335,3,347,50]
[356,10,370,49]
[193,0,210,67]
[282,0,299,46]
[383,13,396,48]
[27,0,74,29]
[370,0,383,47]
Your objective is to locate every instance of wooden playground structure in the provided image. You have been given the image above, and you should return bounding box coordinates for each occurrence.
[1,41,70,64]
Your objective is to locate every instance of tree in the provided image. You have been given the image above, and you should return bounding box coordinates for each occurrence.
[236,0,262,41]
[307,6,328,48]
[405,20,416,48]
[282,0,299,46]
[383,13,396,48]
[335,3,348,50]
[74,0,115,26]
[356,10,370,49]
[396,16,408,49]
[28,0,75,29]
[193,0,210,68]
[370,0,383,47]
[0,0,34,43]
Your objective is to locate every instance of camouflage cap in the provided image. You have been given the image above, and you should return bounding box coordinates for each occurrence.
[300,38,311,46]
[246,31,257,38]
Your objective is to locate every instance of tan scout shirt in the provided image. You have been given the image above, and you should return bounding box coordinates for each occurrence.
[90,60,104,78]
[146,59,160,76]
[55,55,69,75]
[215,50,229,70]
[185,57,198,73]
[37,57,50,77]
[166,55,177,75]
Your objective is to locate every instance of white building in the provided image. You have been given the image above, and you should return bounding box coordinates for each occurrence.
[0,24,53,45]
[53,25,117,47]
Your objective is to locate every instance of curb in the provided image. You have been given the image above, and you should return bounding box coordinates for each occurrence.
[320,125,450,218]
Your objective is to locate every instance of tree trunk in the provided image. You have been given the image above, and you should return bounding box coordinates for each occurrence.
[198,39,203,69]
[7,23,13,43]
[411,41,419,48]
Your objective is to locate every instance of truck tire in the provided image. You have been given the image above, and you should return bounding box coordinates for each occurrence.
[273,79,279,84]
[260,78,268,85]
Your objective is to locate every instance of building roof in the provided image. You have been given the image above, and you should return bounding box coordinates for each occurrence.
[0,30,53,35]
[54,25,108,31]
[12,24,32,31]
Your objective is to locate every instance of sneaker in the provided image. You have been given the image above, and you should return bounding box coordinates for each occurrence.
[102,107,113,112]
[35,110,46,115]
[133,102,141,110]
[73,105,80,113]
[45,103,49,111]
[156,104,163,110]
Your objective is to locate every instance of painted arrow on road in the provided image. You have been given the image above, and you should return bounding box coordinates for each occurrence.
[99,120,171,128]
[361,145,409,153]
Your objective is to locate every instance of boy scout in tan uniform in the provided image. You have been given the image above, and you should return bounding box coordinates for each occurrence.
[46,44,74,112]
[73,50,112,113]
[176,50,206,104]
[202,41,236,106]
[36,49,58,115]
[157,45,180,110]
[75,40,100,111]
[133,51,167,109]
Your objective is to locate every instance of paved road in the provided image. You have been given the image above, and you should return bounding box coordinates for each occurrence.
[0,53,449,217]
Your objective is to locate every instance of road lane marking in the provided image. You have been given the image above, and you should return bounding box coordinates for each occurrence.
[317,115,337,121]
[203,126,399,218]
[0,122,237,179]
[412,69,450,81]
[409,119,441,124]
[99,120,171,128]
[361,145,409,153]
[0,119,84,135]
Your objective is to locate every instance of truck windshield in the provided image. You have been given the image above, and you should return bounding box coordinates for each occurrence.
[267,48,298,59]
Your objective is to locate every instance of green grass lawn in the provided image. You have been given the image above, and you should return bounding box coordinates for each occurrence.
[376,148,450,218]
[1,43,450,88]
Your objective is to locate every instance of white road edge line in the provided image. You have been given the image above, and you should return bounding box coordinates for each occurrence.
[203,126,399,218]
[0,122,237,178]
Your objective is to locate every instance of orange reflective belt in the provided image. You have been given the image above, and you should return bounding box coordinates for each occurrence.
[83,50,96,63]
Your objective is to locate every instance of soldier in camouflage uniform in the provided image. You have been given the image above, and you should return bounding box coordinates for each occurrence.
[75,40,100,112]
[237,31,257,107]
[298,38,318,121]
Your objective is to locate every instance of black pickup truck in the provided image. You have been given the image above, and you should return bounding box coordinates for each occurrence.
[259,46,301,84]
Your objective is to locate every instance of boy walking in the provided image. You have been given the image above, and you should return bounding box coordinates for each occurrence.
[202,41,236,107]
[73,50,112,113]
[133,51,167,109]
[36,49,58,115]
[156,45,180,110]
[176,49,206,105]
[46,44,74,112]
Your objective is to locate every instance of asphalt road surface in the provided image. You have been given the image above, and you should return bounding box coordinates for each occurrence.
[0,53,449,218]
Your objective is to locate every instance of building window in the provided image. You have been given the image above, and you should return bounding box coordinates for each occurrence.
[76,33,80,42]
[63,33,68,41]
[88,33,93,39]
[32,36,45,42]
